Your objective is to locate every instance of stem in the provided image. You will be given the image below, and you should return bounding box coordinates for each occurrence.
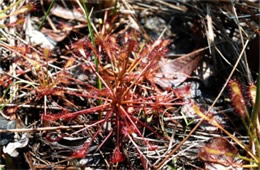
[113,0,118,14]
[251,74,260,157]
[81,1,103,120]
[81,1,102,91]
[251,74,260,130]
[116,110,120,147]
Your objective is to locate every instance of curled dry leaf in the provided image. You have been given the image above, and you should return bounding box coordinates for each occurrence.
[199,137,242,170]
[41,27,70,42]
[50,5,86,22]
[154,47,205,89]
[3,134,29,157]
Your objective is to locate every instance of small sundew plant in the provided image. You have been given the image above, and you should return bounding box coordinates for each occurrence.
[188,78,260,167]
[40,30,190,168]
[0,2,37,19]
[228,79,260,160]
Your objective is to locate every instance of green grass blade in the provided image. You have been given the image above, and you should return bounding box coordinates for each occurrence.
[251,74,260,157]
[252,74,260,128]
[113,0,118,14]
[81,0,102,91]
[38,0,56,30]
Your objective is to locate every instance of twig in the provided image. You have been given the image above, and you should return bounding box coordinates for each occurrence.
[0,125,87,133]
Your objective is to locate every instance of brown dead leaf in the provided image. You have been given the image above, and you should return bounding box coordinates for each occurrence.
[199,137,242,170]
[50,5,86,22]
[41,27,70,42]
[154,47,206,88]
